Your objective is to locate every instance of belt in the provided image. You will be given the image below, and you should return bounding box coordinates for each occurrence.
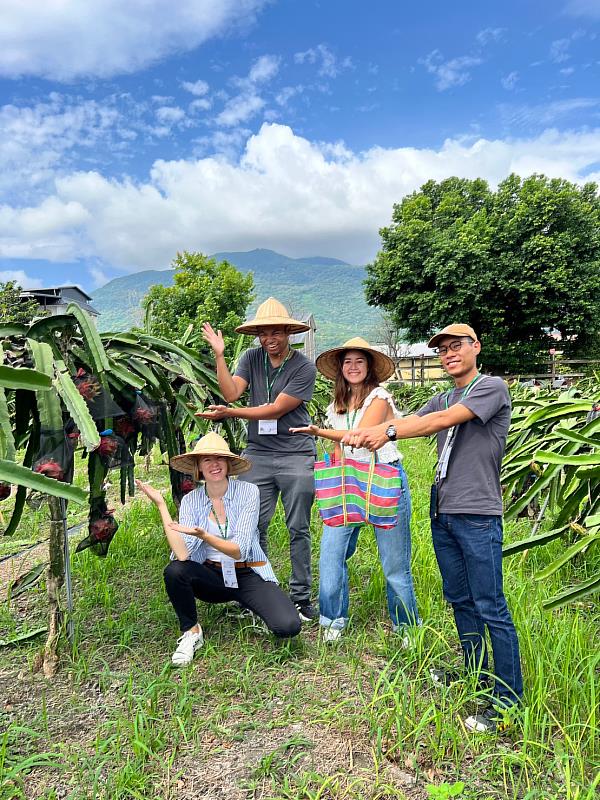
[205,559,267,569]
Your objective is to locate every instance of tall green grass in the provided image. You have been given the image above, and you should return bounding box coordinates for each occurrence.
[0,439,598,799]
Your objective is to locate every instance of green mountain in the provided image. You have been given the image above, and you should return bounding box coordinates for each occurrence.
[91,248,381,350]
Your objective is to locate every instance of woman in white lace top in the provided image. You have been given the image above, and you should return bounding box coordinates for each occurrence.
[291,337,420,643]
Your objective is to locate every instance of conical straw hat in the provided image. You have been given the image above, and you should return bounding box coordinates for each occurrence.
[316,337,396,382]
[170,431,250,476]
[235,297,311,336]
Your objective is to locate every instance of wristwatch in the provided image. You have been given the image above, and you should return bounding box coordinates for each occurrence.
[385,424,397,441]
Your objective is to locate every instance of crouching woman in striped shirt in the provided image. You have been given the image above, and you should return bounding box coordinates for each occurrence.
[136,431,301,666]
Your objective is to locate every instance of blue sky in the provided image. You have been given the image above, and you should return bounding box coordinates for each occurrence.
[1,0,599,292]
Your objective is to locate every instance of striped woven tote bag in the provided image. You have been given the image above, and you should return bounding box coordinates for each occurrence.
[314,452,403,529]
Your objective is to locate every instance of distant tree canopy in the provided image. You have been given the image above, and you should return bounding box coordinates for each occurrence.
[0,281,43,325]
[364,174,600,373]
[142,251,255,352]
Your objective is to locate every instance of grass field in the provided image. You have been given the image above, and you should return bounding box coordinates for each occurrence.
[1,439,599,799]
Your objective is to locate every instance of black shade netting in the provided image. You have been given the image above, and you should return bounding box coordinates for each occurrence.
[96,430,134,470]
[114,415,137,440]
[32,428,76,484]
[133,393,161,454]
[0,483,10,501]
[73,369,125,420]
[75,498,118,557]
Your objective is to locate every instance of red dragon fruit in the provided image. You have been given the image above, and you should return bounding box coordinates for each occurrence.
[33,459,64,481]
[133,407,156,424]
[75,370,101,401]
[181,478,195,495]
[89,514,117,542]
[0,483,11,501]
[115,417,136,437]
[97,436,119,457]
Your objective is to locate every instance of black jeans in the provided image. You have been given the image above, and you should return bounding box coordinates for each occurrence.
[163,560,301,638]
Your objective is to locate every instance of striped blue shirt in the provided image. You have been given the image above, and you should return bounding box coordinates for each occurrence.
[174,478,278,584]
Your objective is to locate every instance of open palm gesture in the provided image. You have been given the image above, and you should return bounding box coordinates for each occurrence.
[201,322,225,358]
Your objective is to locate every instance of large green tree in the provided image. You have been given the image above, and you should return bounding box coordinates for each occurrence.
[142,251,254,351]
[0,281,43,325]
[365,174,600,373]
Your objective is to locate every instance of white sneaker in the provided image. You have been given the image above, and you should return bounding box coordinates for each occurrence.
[322,626,343,643]
[171,628,203,666]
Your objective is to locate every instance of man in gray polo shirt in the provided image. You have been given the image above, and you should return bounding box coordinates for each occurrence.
[198,298,317,621]
[344,324,523,733]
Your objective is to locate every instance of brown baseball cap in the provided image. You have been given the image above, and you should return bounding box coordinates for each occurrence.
[428,324,478,349]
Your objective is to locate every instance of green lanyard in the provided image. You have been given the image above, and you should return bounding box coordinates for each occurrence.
[210,502,228,539]
[444,374,481,409]
[263,348,292,402]
[345,408,359,430]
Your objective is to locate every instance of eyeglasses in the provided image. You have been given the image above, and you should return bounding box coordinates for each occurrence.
[433,338,473,357]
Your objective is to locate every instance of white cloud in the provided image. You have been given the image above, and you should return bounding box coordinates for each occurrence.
[476,27,506,46]
[275,86,303,106]
[499,97,600,127]
[215,94,265,126]
[0,269,43,288]
[565,0,600,19]
[155,106,186,124]
[0,0,270,81]
[0,94,126,200]
[550,38,572,63]
[247,55,280,84]
[294,44,353,78]
[190,97,213,112]
[501,71,519,90]
[89,265,110,288]
[213,54,279,127]
[181,79,210,96]
[420,50,483,90]
[2,123,600,267]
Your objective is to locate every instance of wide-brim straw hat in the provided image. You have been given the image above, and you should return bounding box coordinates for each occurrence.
[316,337,396,382]
[170,431,251,477]
[235,297,311,336]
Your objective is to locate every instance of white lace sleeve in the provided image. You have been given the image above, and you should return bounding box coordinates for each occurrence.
[362,386,403,419]
[325,401,336,428]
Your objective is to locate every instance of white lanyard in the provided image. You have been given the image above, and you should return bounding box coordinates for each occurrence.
[435,375,482,483]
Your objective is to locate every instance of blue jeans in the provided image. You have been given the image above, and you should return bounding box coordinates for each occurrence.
[319,463,420,631]
[431,512,523,706]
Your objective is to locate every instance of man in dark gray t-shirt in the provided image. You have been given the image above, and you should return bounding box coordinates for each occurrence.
[344,323,523,734]
[198,298,317,621]
[417,375,511,515]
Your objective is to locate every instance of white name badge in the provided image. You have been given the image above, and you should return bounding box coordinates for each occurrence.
[258,419,277,435]
[221,556,238,588]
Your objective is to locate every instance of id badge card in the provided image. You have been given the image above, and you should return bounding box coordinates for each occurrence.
[221,556,239,588]
[258,419,277,435]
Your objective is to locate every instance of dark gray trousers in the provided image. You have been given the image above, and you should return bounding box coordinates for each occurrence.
[241,451,314,603]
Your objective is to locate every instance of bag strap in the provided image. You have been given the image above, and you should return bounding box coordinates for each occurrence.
[364,452,377,525]
[340,447,348,525]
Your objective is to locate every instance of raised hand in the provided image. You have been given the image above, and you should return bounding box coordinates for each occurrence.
[201,322,226,358]
[135,479,166,506]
